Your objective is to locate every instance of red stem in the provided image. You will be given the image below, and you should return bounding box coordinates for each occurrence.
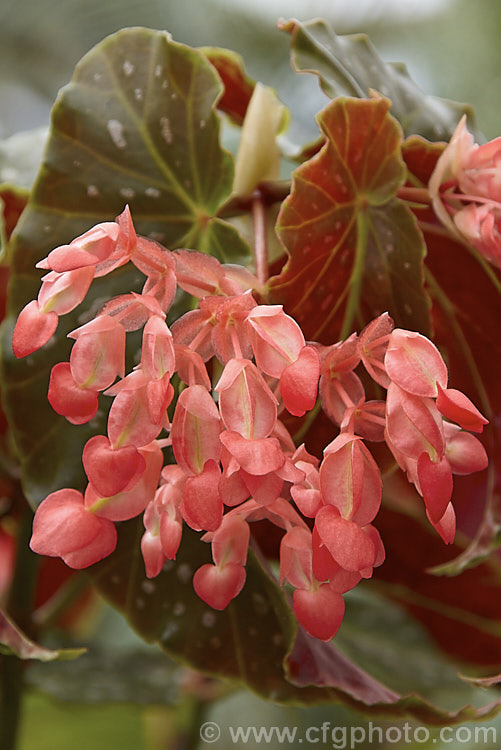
[252,190,269,287]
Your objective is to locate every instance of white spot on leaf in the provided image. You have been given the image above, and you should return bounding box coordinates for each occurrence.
[160,117,173,145]
[145,187,161,199]
[87,185,99,197]
[120,187,135,199]
[107,120,127,149]
[122,60,135,77]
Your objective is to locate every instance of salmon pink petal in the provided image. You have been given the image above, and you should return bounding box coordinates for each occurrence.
[193,562,246,610]
[246,304,305,378]
[359,313,394,387]
[315,505,376,572]
[82,435,146,498]
[30,489,101,557]
[417,452,453,523]
[181,460,223,532]
[210,515,250,568]
[280,527,313,589]
[293,585,345,641]
[141,531,166,578]
[171,385,222,475]
[62,521,117,569]
[84,442,163,521]
[220,431,285,475]
[436,384,488,433]
[48,363,99,423]
[427,501,456,544]
[141,316,175,380]
[385,329,448,397]
[444,425,488,474]
[159,514,183,560]
[280,345,320,417]
[240,469,282,506]
[312,525,340,583]
[319,437,382,526]
[216,359,277,440]
[38,267,95,316]
[69,315,126,390]
[12,300,58,358]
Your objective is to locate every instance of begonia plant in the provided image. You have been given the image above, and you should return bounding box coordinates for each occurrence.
[1,16,501,747]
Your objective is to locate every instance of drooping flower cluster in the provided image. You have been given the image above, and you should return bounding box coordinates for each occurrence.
[14,208,488,641]
[429,116,501,268]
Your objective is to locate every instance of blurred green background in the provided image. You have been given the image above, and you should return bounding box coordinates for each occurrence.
[1,0,500,141]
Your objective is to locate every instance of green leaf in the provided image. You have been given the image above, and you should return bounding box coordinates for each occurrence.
[1,27,250,507]
[89,519,501,723]
[0,608,85,661]
[270,96,431,342]
[281,18,476,141]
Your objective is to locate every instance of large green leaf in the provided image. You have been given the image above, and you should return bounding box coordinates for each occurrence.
[281,18,476,142]
[1,28,250,506]
[270,96,430,342]
[89,519,501,722]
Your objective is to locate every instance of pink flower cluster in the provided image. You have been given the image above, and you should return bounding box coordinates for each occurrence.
[429,116,501,268]
[13,208,488,641]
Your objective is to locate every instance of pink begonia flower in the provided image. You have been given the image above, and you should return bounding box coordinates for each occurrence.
[48,362,99,424]
[436,384,488,433]
[141,526,166,579]
[340,400,386,442]
[358,312,394,388]
[279,527,346,641]
[443,422,488,474]
[429,117,501,268]
[416,452,453,523]
[453,203,501,268]
[385,383,445,462]
[171,385,222,475]
[384,329,448,398]
[170,306,215,362]
[30,489,117,569]
[246,304,305,378]
[319,334,365,426]
[210,292,257,364]
[319,433,382,526]
[100,292,165,332]
[280,345,320,417]
[193,562,246,610]
[219,431,285,475]
[140,315,175,381]
[427,501,456,545]
[314,505,376,573]
[206,514,250,568]
[293,584,346,642]
[82,435,146,498]
[193,516,249,609]
[36,222,121,273]
[84,441,163,522]
[181,459,223,531]
[12,300,59,358]
[38,267,95,316]
[174,345,211,389]
[216,358,277,440]
[68,315,126,390]
[106,371,170,448]
[173,249,256,299]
